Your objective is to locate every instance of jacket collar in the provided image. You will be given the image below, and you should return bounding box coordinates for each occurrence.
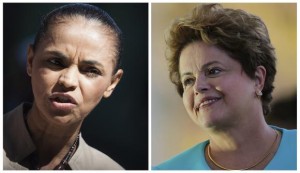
[3,103,86,169]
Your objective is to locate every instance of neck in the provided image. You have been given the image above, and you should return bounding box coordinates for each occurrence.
[26,102,82,167]
[207,102,269,150]
[208,122,274,152]
[205,110,278,170]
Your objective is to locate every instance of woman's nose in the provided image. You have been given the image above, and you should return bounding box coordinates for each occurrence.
[193,74,210,94]
[58,66,79,91]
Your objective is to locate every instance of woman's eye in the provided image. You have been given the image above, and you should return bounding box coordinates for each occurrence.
[183,78,195,87]
[83,67,101,78]
[47,58,64,68]
[206,67,222,77]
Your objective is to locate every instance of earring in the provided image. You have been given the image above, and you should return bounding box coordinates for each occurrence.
[256,90,263,97]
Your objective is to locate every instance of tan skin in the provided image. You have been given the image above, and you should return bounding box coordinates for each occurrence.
[26,16,123,169]
[179,41,281,170]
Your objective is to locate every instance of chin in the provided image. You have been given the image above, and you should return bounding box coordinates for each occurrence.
[199,120,215,129]
[52,116,77,125]
[47,112,81,125]
[197,114,223,129]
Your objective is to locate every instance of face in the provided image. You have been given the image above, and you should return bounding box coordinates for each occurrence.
[27,16,123,125]
[179,41,261,129]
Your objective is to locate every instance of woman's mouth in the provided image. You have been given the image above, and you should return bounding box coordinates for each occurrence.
[195,97,221,112]
[49,94,77,111]
[199,98,220,108]
[52,97,72,103]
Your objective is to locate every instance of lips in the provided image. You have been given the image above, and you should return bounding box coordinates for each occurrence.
[49,93,78,111]
[200,98,220,107]
[49,93,77,104]
[194,96,221,111]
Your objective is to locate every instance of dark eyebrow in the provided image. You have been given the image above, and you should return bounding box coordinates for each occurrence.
[181,72,194,78]
[81,60,106,75]
[180,60,221,78]
[46,50,104,68]
[201,61,221,71]
[81,60,104,68]
[47,51,68,60]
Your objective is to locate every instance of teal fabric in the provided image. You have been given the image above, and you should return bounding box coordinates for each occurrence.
[153,126,296,170]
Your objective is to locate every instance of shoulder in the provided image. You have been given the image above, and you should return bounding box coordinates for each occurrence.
[153,141,210,170]
[272,126,296,153]
[3,150,27,170]
[278,127,297,153]
[281,128,296,140]
[273,126,296,144]
[69,136,124,170]
[267,126,297,170]
[4,103,24,123]
[4,103,32,130]
[4,103,35,163]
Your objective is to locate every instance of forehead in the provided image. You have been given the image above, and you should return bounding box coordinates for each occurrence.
[179,41,234,72]
[38,16,117,58]
[49,16,114,42]
[180,42,216,66]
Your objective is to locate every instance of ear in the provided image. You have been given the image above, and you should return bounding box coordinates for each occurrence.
[103,69,123,98]
[254,65,266,92]
[26,45,35,77]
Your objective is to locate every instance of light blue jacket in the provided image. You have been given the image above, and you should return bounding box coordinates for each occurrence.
[153,126,296,170]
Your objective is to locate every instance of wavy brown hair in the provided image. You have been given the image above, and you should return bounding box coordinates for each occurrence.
[166,4,276,116]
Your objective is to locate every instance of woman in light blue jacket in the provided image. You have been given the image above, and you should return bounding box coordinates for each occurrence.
[153,4,296,170]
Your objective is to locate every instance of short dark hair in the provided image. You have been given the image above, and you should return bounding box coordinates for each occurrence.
[166,4,276,116]
[33,3,122,72]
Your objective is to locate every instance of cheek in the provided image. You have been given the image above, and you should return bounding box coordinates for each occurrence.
[80,78,110,103]
[214,76,254,105]
[182,89,194,115]
[32,69,58,94]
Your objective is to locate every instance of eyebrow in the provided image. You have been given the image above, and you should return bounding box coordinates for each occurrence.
[201,61,221,70]
[47,51,68,61]
[180,60,221,78]
[81,60,104,69]
[46,50,104,68]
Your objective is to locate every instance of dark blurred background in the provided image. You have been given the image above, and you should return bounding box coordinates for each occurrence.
[267,93,297,129]
[3,3,148,170]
